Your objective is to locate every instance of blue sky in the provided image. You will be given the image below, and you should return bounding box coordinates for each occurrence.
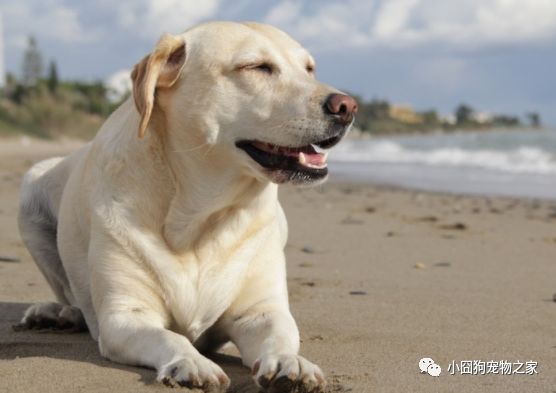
[3,0,556,124]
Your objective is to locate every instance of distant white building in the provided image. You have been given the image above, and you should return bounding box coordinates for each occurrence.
[0,12,5,88]
[472,111,493,124]
[442,114,457,125]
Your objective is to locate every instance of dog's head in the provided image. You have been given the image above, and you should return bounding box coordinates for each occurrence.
[131,21,357,185]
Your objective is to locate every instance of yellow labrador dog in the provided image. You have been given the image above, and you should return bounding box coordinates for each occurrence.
[17,21,357,392]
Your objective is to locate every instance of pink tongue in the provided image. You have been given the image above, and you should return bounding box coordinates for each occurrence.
[252,142,327,166]
[303,152,326,166]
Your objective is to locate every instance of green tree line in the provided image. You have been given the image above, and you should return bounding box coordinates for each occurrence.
[0,37,543,139]
[0,36,122,138]
[352,96,541,135]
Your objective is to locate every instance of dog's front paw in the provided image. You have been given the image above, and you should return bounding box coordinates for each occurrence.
[157,355,230,392]
[252,354,326,393]
[13,302,87,332]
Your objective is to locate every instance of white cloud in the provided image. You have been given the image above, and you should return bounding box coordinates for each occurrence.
[264,1,301,26]
[112,0,221,38]
[2,1,101,47]
[105,69,132,103]
[373,0,419,39]
[263,0,556,51]
[2,0,221,52]
[379,0,556,46]
[474,0,556,42]
[265,1,375,50]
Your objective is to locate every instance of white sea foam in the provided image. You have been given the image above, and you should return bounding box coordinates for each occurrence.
[331,139,556,175]
[329,130,556,199]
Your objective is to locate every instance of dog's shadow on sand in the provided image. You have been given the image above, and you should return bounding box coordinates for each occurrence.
[0,302,257,393]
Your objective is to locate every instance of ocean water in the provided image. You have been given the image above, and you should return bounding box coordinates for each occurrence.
[329,129,556,200]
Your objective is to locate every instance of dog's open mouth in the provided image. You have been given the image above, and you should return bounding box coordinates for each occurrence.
[236,134,343,182]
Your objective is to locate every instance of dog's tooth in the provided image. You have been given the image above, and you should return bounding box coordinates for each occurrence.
[311,143,327,154]
[299,152,307,165]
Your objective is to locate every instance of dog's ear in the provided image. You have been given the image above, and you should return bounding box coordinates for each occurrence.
[131,33,186,138]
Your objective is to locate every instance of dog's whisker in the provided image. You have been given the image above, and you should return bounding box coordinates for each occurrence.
[201,145,216,160]
[171,142,211,154]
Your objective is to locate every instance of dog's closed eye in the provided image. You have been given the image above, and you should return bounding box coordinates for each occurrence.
[237,62,275,74]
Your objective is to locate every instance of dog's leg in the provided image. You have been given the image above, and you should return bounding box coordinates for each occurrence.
[89,231,230,391]
[16,213,85,331]
[16,159,85,332]
[98,308,230,391]
[228,304,326,393]
[18,158,73,304]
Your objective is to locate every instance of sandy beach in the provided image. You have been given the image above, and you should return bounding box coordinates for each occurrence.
[0,139,555,393]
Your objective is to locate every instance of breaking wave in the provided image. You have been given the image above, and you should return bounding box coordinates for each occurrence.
[331,132,556,175]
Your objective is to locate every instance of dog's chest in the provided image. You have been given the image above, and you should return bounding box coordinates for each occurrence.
[161,197,278,341]
[166,251,252,341]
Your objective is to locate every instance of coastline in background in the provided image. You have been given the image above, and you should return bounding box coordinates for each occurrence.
[351,98,542,135]
[330,128,556,201]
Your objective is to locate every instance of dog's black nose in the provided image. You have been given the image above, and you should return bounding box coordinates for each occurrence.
[324,94,358,125]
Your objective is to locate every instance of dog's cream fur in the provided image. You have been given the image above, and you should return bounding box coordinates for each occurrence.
[18,21,350,392]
